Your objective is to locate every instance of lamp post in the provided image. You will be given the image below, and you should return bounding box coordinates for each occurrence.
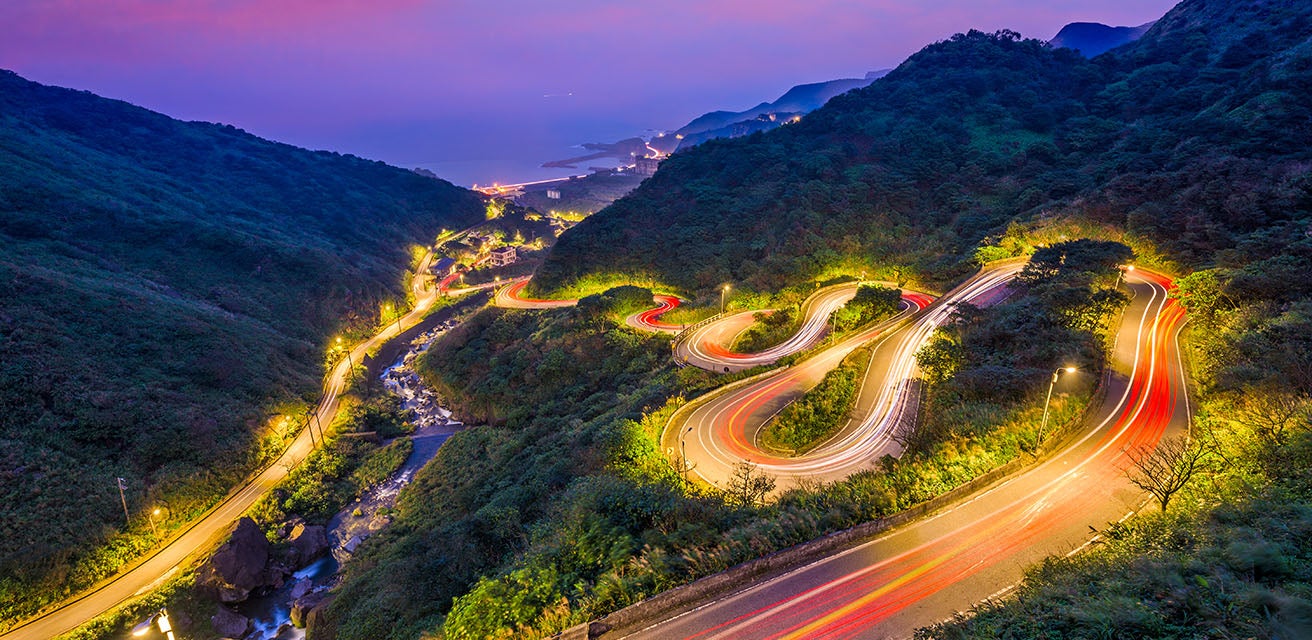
[680,426,694,483]
[385,303,402,334]
[720,284,730,315]
[148,508,160,539]
[1036,366,1077,449]
[131,608,175,640]
[1115,264,1135,289]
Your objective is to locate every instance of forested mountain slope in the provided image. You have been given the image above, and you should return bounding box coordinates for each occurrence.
[533,0,1312,298]
[0,69,485,612]
[320,2,1312,639]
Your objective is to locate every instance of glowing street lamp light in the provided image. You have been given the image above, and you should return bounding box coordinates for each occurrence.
[148,508,160,539]
[131,608,175,639]
[1036,366,1078,449]
[1115,264,1135,289]
[383,303,402,334]
[720,284,731,315]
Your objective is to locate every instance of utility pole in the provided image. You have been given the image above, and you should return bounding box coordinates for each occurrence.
[307,407,326,445]
[116,477,130,528]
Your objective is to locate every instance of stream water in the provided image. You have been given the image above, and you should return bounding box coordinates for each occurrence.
[237,323,462,639]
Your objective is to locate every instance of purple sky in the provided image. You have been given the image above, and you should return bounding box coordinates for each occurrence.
[1,1,1176,186]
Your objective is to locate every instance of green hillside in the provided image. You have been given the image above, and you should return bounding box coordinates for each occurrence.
[312,1,1312,638]
[533,0,1312,298]
[0,70,485,620]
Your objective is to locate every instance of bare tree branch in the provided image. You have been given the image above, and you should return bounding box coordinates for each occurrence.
[1123,435,1211,512]
[725,462,776,508]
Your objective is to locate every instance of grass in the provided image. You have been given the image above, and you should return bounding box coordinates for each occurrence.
[761,347,871,454]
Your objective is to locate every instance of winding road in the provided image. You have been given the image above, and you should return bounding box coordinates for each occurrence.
[616,268,1189,639]
[670,266,1016,488]
[676,283,873,373]
[0,255,446,640]
[491,277,685,334]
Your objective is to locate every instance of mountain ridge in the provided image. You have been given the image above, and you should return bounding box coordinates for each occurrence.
[0,67,486,619]
[1048,21,1155,57]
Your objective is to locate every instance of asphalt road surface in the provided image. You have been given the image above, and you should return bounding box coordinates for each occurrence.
[621,268,1188,640]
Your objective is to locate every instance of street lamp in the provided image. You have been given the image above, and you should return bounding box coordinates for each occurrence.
[720,284,731,315]
[1036,366,1078,449]
[1115,264,1135,289]
[131,608,175,639]
[148,508,160,539]
[384,304,402,334]
[680,426,694,483]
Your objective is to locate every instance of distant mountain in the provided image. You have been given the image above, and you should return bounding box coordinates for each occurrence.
[0,68,485,612]
[670,73,890,149]
[677,75,885,137]
[1048,21,1155,57]
[550,72,893,173]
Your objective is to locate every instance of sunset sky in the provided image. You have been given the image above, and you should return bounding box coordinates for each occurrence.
[1,0,1177,185]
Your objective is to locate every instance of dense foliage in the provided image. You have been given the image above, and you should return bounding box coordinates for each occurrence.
[764,347,870,453]
[319,306,677,639]
[832,284,902,331]
[731,307,798,353]
[534,0,1312,301]
[0,70,485,624]
[249,395,415,527]
[912,240,1127,455]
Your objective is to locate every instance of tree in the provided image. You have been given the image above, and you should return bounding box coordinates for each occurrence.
[916,330,966,386]
[1170,269,1235,327]
[1237,392,1311,449]
[725,462,776,508]
[1123,435,1211,512]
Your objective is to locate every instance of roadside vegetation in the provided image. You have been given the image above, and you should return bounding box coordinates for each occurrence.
[833,284,902,331]
[248,393,415,530]
[914,240,1130,452]
[732,307,799,353]
[762,347,870,454]
[320,246,1122,639]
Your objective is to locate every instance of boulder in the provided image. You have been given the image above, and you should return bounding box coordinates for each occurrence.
[291,590,329,628]
[275,517,306,540]
[287,523,329,568]
[305,593,337,638]
[210,606,250,638]
[196,517,273,603]
[289,578,313,601]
